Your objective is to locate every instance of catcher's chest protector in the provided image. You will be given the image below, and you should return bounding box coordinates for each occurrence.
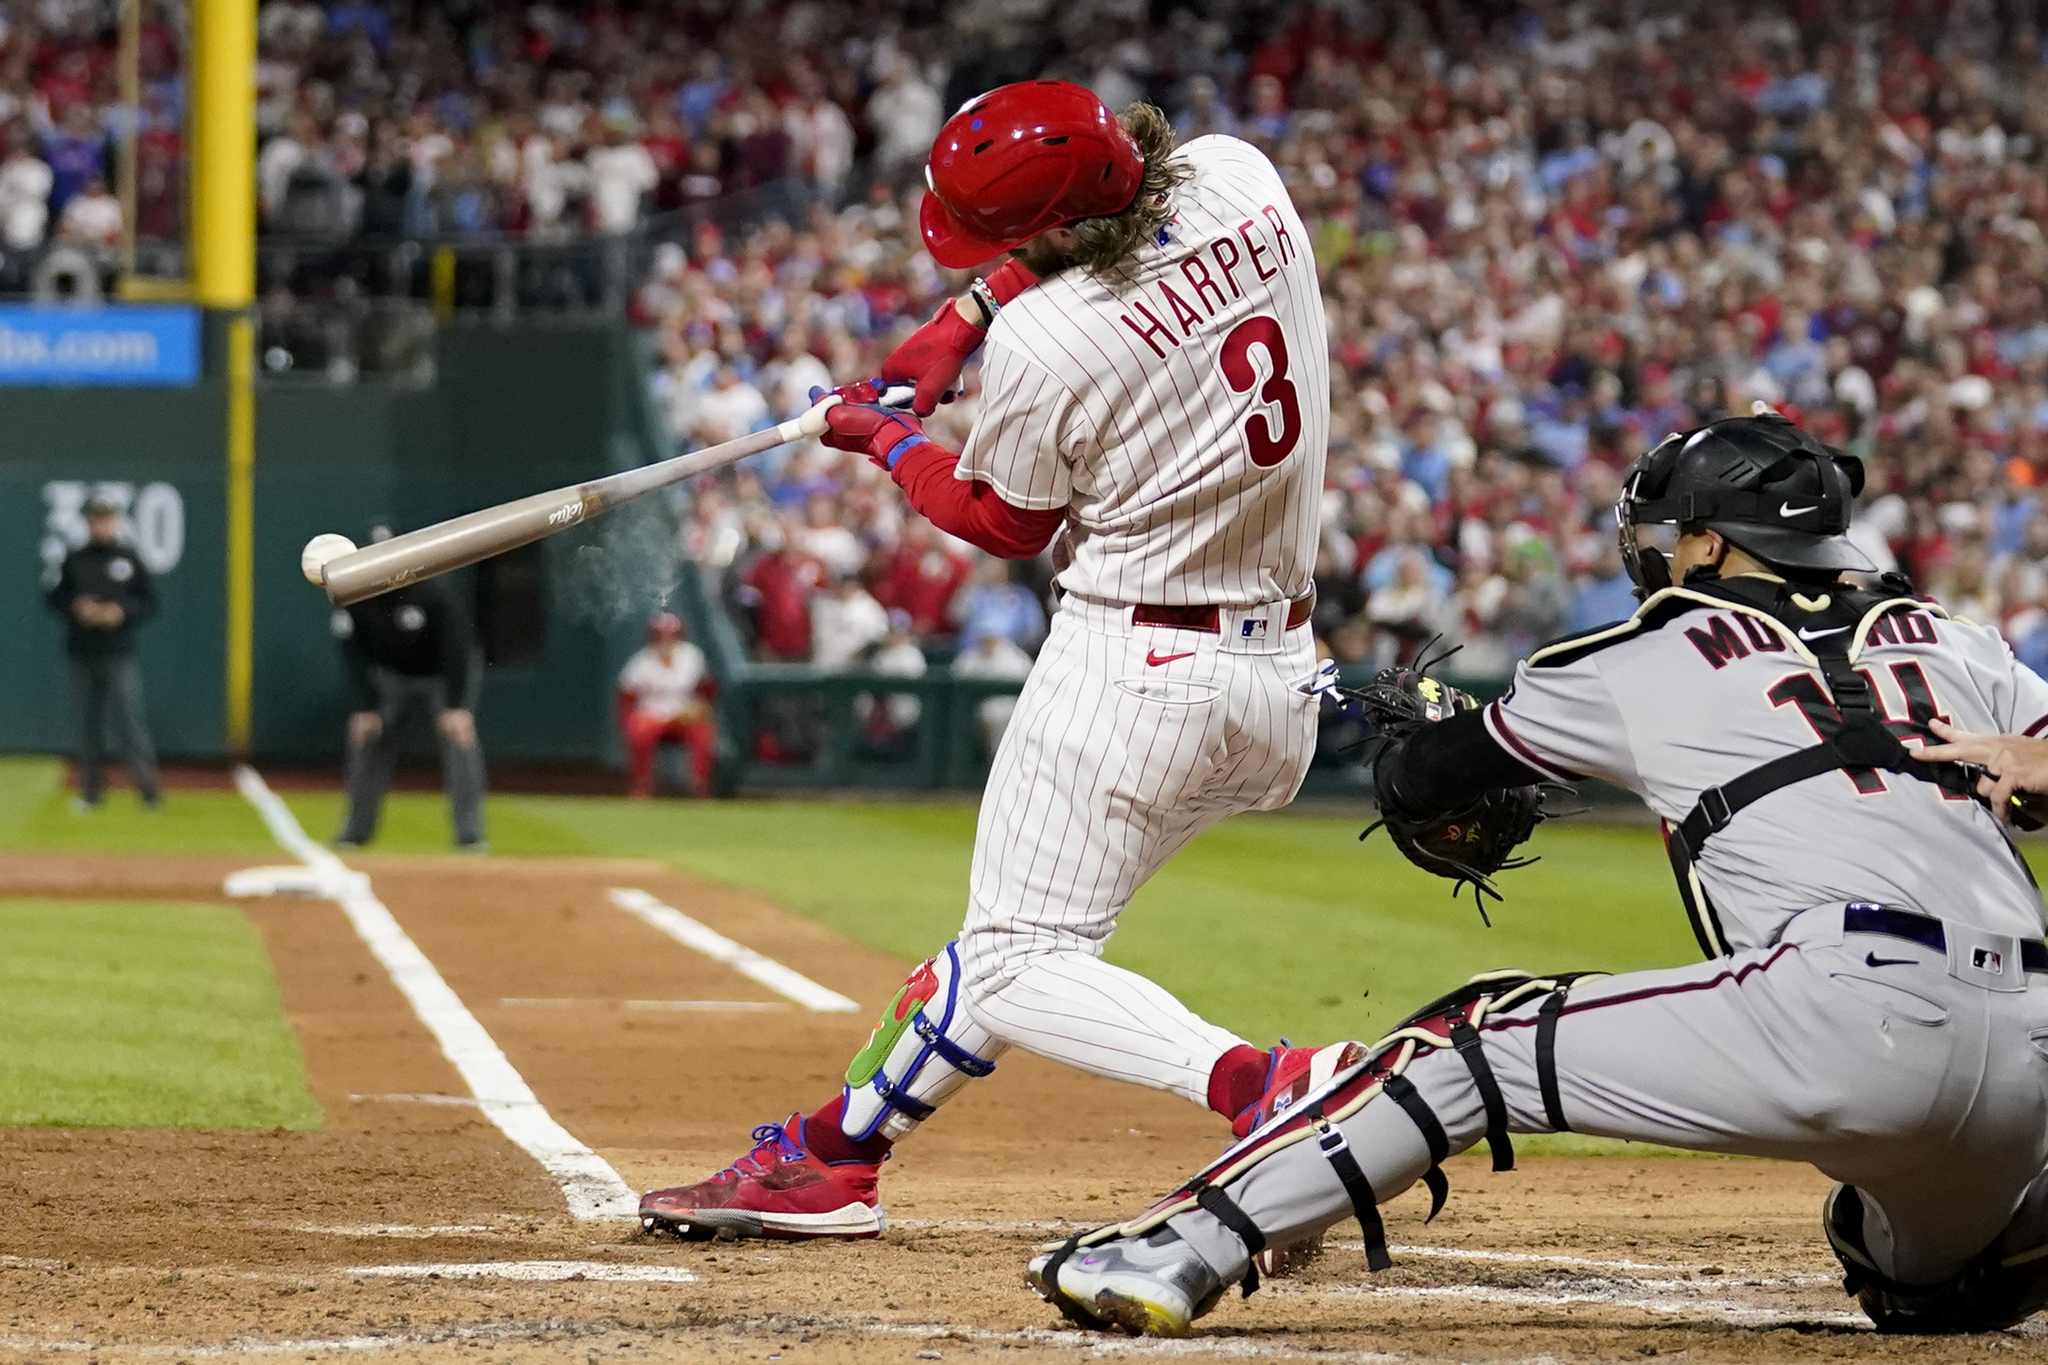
[1629,580,1983,957]
[1507,572,2040,960]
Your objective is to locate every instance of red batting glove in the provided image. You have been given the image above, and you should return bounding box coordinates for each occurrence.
[813,385,933,470]
[878,303,983,416]
[877,259,1042,416]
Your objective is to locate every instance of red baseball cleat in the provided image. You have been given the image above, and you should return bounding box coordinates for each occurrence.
[1231,1041,1368,1139]
[639,1114,884,1241]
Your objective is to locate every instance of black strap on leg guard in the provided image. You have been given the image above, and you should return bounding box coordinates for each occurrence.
[1190,1179,1266,1297]
[1380,1072,1451,1221]
[1536,991,1570,1133]
[1036,1233,1104,1329]
[1448,1018,1514,1171]
[1310,1108,1392,1272]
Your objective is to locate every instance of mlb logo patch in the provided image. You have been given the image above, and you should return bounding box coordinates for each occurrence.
[1974,946,2005,975]
[1240,619,1268,639]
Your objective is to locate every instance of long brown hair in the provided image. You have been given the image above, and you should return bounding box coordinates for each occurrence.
[1067,103,1189,276]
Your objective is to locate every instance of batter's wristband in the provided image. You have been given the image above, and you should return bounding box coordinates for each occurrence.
[967,278,1000,327]
[884,432,930,470]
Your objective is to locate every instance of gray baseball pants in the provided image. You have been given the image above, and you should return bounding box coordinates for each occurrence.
[68,655,159,804]
[339,670,486,847]
[1166,903,2048,1290]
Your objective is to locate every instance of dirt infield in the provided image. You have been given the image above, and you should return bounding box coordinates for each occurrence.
[0,849,2032,1364]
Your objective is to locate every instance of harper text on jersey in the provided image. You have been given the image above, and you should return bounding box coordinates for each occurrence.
[1117,206,1298,360]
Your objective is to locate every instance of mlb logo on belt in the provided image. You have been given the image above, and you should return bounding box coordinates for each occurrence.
[1240,619,1268,639]
[1974,946,2005,974]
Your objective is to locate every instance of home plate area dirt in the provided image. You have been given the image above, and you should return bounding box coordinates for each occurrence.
[0,851,2034,1364]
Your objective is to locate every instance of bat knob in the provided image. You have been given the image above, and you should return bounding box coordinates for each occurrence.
[793,392,843,439]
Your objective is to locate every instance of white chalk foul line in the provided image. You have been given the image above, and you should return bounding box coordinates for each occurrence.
[230,766,638,1222]
[607,886,859,1012]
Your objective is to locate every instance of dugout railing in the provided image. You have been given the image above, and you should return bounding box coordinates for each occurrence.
[691,637,1508,799]
[707,669,1031,793]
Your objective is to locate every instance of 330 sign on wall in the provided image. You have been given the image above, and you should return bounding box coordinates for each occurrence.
[41,480,186,583]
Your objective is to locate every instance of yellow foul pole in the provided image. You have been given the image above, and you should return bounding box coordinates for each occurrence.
[190,0,257,752]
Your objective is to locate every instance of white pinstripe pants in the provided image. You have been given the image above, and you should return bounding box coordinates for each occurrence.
[953,595,1321,1106]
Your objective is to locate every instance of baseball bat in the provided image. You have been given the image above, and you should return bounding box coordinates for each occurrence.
[311,393,851,607]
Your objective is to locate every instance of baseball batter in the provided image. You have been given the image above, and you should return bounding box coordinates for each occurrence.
[1031,414,2048,1336]
[640,81,1338,1240]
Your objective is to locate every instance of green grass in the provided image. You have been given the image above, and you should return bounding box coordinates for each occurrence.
[0,756,278,854]
[519,796,1707,1047]
[0,753,1698,1041]
[13,750,2010,1155]
[0,896,321,1128]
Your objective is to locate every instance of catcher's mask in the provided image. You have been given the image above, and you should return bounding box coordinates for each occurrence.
[1615,412,1872,596]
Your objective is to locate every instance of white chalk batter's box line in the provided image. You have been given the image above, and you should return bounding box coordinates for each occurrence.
[493,997,791,1011]
[605,886,860,1012]
[29,1292,2045,1362]
[350,1260,697,1283]
[228,772,864,1222]
[894,1225,1836,1284]
[1355,1241,1840,1284]
[0,1323,1401,1363]
[229,767,639,1222]
[0,1324,562,1359]
[1276,1278,1871,1329]
[285,1223,505,1238]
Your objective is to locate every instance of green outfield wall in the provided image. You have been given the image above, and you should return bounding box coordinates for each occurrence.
[0,316,1439,797]
[1,319,659,764]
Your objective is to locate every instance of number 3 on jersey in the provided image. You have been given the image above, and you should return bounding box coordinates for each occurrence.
[1220,315,1301,467]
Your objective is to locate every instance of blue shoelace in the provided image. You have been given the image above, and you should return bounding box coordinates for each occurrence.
[717,1121,806,1181]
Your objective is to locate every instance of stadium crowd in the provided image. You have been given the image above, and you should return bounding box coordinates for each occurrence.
[12,0,2048,683]
[640,0,2048,686]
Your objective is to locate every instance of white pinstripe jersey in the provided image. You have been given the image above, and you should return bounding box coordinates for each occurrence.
[956,136,1328,607]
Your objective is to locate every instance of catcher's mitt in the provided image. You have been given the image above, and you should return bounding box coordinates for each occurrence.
[1346,645,1554,919]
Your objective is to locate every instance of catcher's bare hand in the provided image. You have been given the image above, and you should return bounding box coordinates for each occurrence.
[1914,718,2048,826]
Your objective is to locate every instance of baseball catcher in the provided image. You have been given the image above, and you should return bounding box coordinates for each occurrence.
[1031,412,2048,1338]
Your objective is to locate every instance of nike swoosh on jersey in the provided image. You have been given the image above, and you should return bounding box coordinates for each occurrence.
[1780,501,1819,516]
[1864,953,1918,968]
[1797,625,1850,640]
[1145,649,1197,667]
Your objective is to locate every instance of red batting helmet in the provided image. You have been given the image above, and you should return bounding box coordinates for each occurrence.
[919,80,1144,269]
[648,610,684,641]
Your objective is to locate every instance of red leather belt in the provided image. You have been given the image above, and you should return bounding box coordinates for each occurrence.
[1131,589,1316,634]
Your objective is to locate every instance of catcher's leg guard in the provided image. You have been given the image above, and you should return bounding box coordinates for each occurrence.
[1826,1183,2048,1334]
[841,941,1006,1142]
[1035,970,1597,1309]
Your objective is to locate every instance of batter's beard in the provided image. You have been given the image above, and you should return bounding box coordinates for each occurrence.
[1010,235,1079,277]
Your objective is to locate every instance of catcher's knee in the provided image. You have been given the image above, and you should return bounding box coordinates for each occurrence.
[840,941,1004,1142]
[1826,1184,2048,1334]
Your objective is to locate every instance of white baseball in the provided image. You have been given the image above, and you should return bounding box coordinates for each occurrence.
[301,533,358,586]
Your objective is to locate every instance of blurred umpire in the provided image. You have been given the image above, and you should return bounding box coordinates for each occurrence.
[45,493,161,808]
[331,525,487,849]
